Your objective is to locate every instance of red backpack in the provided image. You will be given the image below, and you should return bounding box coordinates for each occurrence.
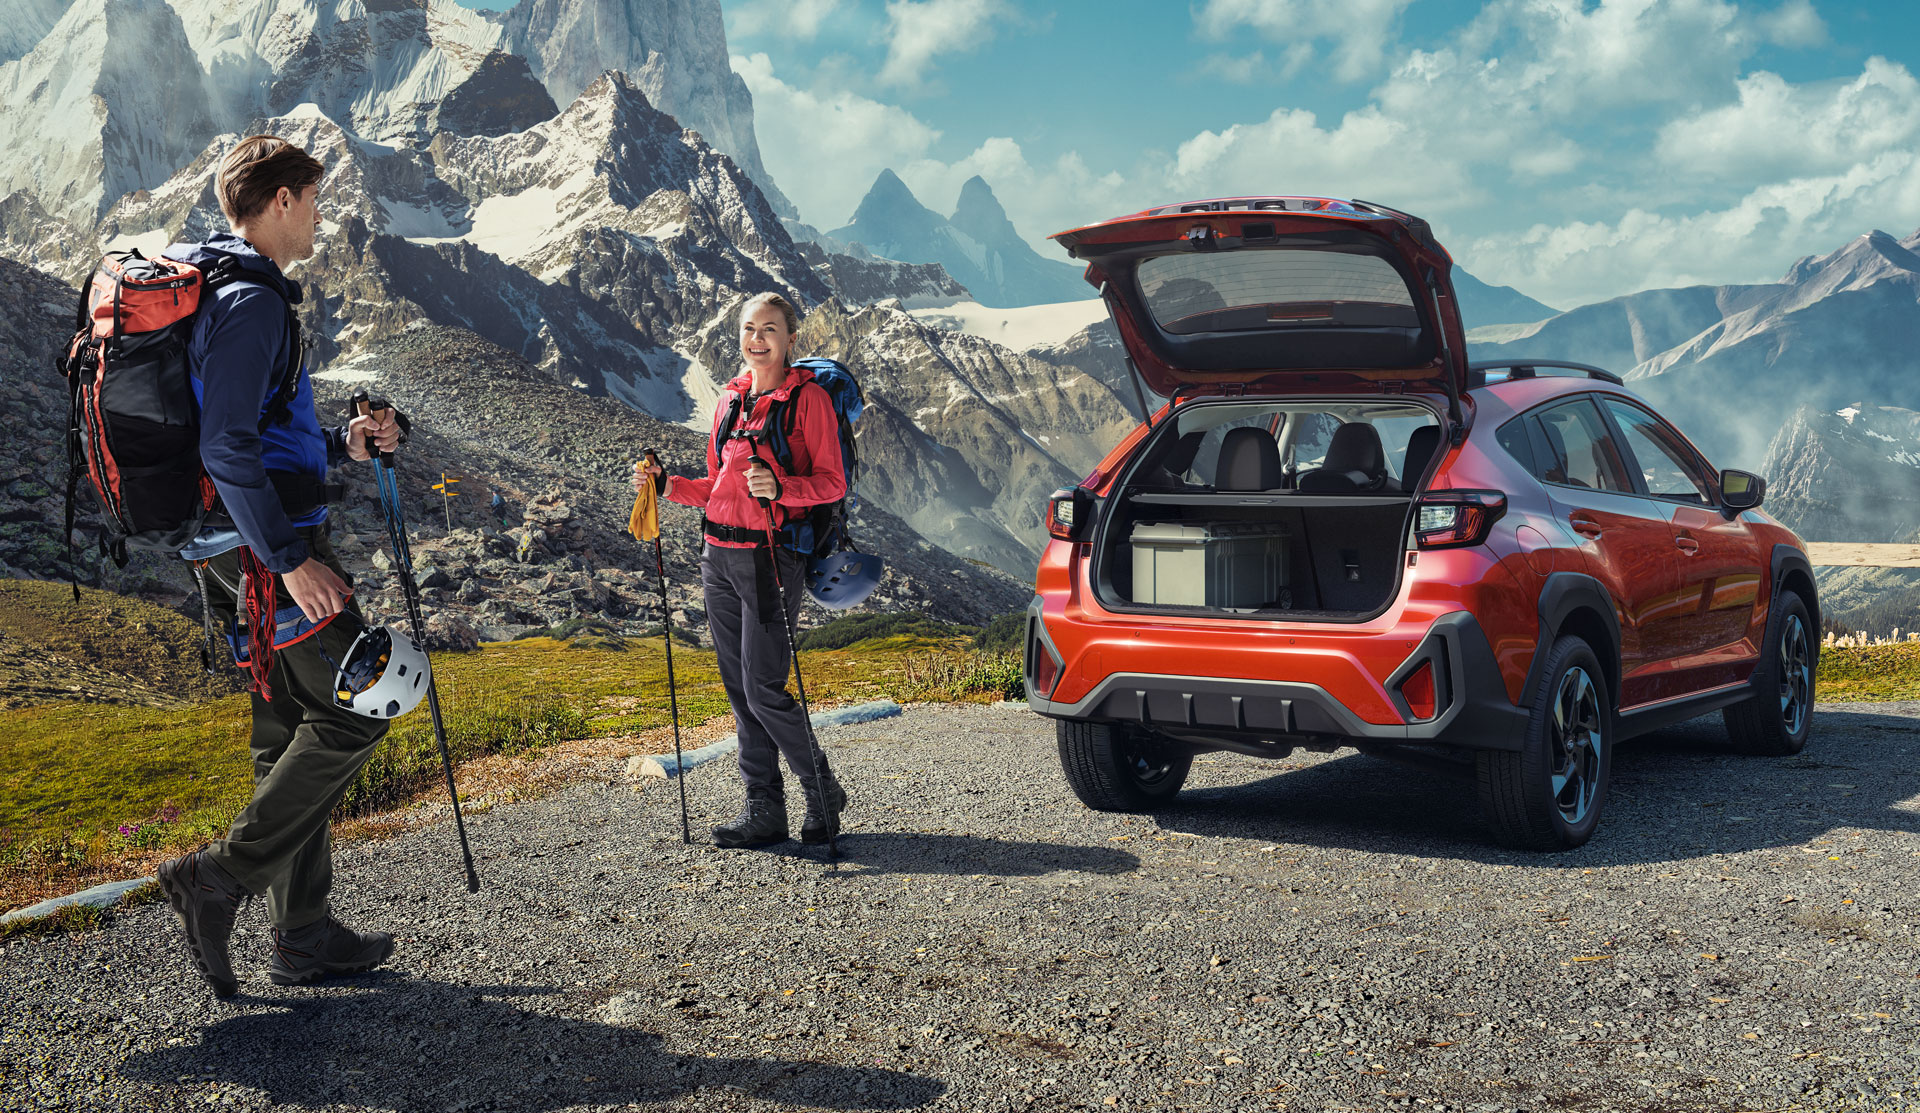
[56,249,301,571]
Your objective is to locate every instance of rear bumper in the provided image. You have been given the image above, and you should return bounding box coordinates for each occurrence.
[1026,605,1529,752]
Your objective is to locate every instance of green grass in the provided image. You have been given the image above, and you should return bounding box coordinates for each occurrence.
[1815,641,1920,702]
[0,626,976,910]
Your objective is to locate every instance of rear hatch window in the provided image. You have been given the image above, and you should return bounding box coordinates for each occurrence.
[1138,251,1419,336]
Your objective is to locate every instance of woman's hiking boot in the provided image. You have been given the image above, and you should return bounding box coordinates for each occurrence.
[156,850,245,998]
[799,773,848,845]
[267,912,396,986]
[712,791,788,848]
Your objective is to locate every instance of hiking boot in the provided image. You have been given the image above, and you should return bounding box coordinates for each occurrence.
[156,850,245,998]
[712,791,788,848]
[799,772,848,845]
[267,912,396,986]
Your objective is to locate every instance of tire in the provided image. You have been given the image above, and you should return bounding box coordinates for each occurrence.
[1056,719,1191,812]
[1477,635,1612,851]
[1723,591,1815,757]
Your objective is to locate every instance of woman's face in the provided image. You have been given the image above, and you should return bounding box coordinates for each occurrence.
[740,304,790,377]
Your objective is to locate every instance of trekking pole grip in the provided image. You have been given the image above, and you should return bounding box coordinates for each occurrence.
[352,391,396,469]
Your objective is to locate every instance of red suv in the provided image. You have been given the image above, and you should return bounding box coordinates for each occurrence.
[1025,197,1818,850]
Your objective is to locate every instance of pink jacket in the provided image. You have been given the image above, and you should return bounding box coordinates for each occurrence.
[665,365,848,547]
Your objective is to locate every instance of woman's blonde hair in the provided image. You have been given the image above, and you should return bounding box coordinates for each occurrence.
[740,291,800,337]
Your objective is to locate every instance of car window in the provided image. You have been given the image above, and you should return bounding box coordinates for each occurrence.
[1136,250,1418,336]
[1600,399,1717,505]
[1530,400,1632,493]
[1495,418,1537,477]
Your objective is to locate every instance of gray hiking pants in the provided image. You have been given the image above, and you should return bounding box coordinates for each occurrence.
[199,525,388,929]
[701,542,828,799]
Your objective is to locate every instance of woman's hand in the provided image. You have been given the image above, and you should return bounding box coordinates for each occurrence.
[744,459,781,502]
[633,459,664,495]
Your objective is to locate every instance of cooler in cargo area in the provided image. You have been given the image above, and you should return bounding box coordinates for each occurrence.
[1129,521,1290,608]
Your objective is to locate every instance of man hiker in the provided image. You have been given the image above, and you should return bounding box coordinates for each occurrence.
[154,135,406,997]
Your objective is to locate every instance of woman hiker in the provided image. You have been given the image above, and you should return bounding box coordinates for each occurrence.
[634,292,849,848]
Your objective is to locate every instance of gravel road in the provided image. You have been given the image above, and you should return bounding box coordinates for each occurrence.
[4,700,1918,1113]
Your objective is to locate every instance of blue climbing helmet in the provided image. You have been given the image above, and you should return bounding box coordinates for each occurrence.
[807,546,884,610]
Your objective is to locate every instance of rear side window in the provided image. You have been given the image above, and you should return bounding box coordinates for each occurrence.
[1530,400,1632,492]
[1600,399,1717,505]
[1495,418,1537,476]
[1137,250,1418,336]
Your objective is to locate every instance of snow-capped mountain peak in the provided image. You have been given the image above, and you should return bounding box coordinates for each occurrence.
[0,0,218,225]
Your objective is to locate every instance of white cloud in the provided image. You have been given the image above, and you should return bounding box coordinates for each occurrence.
[729,0,843,40]
[1196,0,1415,82]
[1656,58,1920,181]
[1465,150,1920,306]
[731,53,941,227]
[1760,0,1828,46]
[877,0,1013,89]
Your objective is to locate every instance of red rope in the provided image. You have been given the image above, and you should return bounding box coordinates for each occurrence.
[238,547,277,701]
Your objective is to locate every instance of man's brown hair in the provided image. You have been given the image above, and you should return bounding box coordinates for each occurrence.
[216,136,325,225]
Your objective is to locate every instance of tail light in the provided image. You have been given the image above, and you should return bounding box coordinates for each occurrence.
[1414,490,1507,549]
[1398,660,1436,720]
[1047,486,1095,542]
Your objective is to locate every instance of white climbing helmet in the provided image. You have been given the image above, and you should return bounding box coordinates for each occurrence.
[331,625,431,719]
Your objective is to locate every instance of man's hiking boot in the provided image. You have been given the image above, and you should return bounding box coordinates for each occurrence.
[267,913,395,986]
[156,850,245,998]
[799,773,848,845]
[712,791,788,848]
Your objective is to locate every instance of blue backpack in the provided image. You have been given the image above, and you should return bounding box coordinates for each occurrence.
[718,356,864,557]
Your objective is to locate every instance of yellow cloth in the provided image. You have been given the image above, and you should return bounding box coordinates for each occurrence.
[628,472,660,542]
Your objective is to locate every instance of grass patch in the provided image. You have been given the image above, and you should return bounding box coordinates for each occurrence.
[0,634,984,912]
[884,651,1025,704]
[1816,642,1920,702]
[0,881,160,941]
[795,611,977,651]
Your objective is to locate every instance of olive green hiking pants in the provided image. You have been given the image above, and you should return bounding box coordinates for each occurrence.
[199,525,388,930]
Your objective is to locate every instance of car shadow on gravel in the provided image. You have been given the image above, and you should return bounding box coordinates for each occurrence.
[1147,707,1920,865]
[117,979,944,1111]
[783,833,1141,878]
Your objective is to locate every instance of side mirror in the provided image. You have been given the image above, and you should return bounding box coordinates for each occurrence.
[1720,469,1765,511]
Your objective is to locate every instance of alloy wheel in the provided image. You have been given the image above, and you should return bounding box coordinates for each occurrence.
[1778,613,1812,738]
[1551,666,1604,826]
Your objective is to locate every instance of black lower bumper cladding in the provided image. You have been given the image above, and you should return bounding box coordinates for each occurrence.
[1027,610,1529,752]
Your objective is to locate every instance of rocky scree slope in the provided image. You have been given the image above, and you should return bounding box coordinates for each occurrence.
[0,257,1027,658]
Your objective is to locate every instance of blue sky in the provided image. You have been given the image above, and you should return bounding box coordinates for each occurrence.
[464,1,1920,308]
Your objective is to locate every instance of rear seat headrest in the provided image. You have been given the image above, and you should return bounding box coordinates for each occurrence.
[1218,427,1282,491]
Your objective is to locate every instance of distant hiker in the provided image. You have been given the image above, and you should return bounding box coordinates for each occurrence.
[635,292,848,849]
[153,136,406,997]
[489,487,508,525]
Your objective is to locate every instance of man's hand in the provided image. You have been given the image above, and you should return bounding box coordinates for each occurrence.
[346,410,403,462]
[744,459,780,502]
[283,557,351,623]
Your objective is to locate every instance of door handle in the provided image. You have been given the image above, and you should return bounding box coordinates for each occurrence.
[1675,535,1700,556]
[1569,514,1603,539]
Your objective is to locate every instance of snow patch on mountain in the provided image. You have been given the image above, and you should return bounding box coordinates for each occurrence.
[910,298,1109,353]
[0,0,72,63]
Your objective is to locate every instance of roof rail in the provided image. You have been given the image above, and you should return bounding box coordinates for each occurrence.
[1467,359,1623,386]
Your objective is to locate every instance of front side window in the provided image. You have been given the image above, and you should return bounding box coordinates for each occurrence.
[1530,400,1632,493]
[1601,399,1717,505]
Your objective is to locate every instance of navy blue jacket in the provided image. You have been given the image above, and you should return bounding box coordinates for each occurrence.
[164,234,344,574]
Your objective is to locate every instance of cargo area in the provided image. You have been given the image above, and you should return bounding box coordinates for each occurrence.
[1093,398,1440,621]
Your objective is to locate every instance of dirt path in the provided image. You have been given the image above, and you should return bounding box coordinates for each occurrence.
[4,701,1917,1112]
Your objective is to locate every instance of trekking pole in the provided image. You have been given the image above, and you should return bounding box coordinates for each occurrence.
[354,391,482,893]
[744,434,835,862]
[643,450,691,845]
